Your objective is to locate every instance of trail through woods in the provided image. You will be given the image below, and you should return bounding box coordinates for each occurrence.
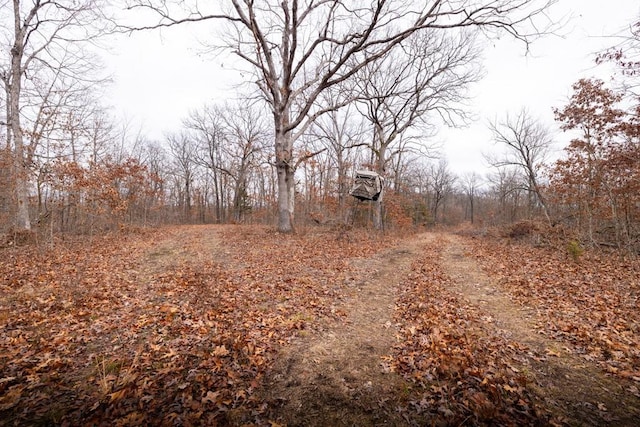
[258,234,430,425]
[1,225,639,425]
[261,232,640,425]
[440,234,640,426]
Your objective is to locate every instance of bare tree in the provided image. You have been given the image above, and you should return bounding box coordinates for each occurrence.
[488,108,552,223]
[0,67,10,229]
[184,102,269,223]
[310,97,368,220]
[167,132,197,221]
[461,172,482,224]
[184,104,228,222]
[486,166,525,224]
[0,0,109,231]
[355,28,481,229]
[135,140,168,224]
[124,0,557,232]
[219,103,269,222]
[429,159,456,224]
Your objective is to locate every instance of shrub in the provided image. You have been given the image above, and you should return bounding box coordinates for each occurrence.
[567,240,584,262]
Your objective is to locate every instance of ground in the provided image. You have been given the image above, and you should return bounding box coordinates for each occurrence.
[441,234,640,425]
[0,225,638,425]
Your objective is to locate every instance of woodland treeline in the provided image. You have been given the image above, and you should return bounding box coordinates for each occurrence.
[1,2,639,252]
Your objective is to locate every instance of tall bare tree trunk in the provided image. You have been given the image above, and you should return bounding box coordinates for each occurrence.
[275,129,295,233]
[3,86,10,149]
[10,26,31,230]
[373,137,386,231]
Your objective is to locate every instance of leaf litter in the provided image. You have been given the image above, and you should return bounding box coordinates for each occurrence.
[1,225,639,425]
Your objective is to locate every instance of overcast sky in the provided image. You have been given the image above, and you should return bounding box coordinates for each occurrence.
[440,0,640,175]
[105,1,640,175]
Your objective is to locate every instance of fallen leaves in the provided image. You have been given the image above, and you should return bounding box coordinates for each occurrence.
[466,235,640,379]
[391,236,554,425]
[2,225,638,424]
[0,225,392,425]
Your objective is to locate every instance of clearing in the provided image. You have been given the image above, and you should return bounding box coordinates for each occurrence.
[0,225,638,425]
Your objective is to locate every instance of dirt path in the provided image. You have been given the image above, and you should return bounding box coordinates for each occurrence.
[260,234,432,426]
[441,233,640,426]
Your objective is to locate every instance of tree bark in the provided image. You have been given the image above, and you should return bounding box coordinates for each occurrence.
[373,136,386,230]
[275,130,295,233]
[10,20,31,231]
[3,85,10,149]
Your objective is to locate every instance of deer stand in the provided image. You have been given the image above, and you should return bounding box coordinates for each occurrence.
[348,170,384,228]
[349,170,383,201]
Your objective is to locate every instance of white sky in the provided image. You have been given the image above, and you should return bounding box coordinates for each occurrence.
[104,1,640,176]
[440,0,640,175]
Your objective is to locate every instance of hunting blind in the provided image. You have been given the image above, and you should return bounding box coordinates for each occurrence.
[349,170,383,201]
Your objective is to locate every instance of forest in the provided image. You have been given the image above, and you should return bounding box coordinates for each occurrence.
[0,1,638,249]
[1,1,639,425]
